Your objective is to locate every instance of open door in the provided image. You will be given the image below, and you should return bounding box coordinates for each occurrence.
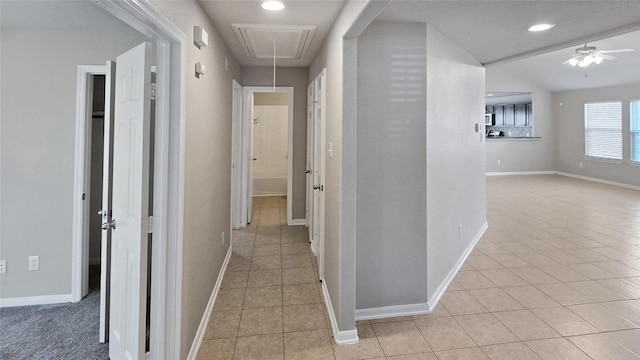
[306,81,314,245]
[312,70,326,280]
[108,42,154,360]
[99,61,116,343]
[247,92,255,224]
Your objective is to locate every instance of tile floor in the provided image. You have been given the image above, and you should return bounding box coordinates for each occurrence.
[198,175,640,359]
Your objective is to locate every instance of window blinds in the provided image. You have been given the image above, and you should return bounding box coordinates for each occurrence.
[631,100,640,162]
[584,102,622,160]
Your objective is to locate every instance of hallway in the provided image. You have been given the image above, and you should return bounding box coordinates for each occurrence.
[197,176,640,359]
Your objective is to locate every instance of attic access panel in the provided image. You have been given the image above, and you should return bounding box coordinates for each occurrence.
[232,24,316,60]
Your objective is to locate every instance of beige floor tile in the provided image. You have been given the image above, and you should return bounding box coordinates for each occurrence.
[475,242,509,255]
[567,280,628,302]
[446,280,465,291]
[281,243,310,255]
[503,285,560,309]
[414,317,476,351]
[567,303,639,331]
[283,283,322,305]
[600,299,640,325]
[227,257,252,272]
[197,338,236,360]
[509,267,559,285]
[250,255,282,270]
[487,253,531,268]
[605,329,640,354]
[284,329,335,360]
[597,278,640,298]
[411,303,450,320]
[255,234,281,245]
[493,309,560,341]
[221,271,249,290]
[371,320,431,356]
[283,303,328,332]
[282,267,317,285]
[243,286,283,309]
[433,347,489,360]
[570,249,612,263]
[215,288,246,311]
[478,269,528,287]
[454,271,497,289]
[534,283,594,305]
[238,307,283,336]
[531,306,599,336]
[481,342,541,360]
[247,269,281,288]
[234,333,283,360]
[568,263,618,280]
[454,313,518,346]
[205,309,242,339]
[282,254,313,268]
[538,265,589,283]
[233,245,254,258]
[252,244,281,257]
[465,255,504,270]
[256,225,281,236]
[568,333,640,360]
[468,288,523,312]
[333,324,385,360]
[440,291,488,316]
[525,338,591,360]
[386,353,438,359]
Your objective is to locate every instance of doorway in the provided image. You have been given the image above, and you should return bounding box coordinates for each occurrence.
[235,86,294,227]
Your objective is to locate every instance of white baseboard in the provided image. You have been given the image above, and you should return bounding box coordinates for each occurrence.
[321,281,359,345]
[186,245,233,360]
[556,172,640,191]
[355,303,430,321]
[427,222,488,310]
[0,294,73,308]
[289,219,306,226]
[486,171,555,176]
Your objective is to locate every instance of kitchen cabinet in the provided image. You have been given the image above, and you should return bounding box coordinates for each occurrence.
[494,106,504,126]
[515,104,527,126]
[504,105,515,126]
[526,103,532,126]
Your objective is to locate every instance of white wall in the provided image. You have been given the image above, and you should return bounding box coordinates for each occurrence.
[425,24,487,302]
[0,28,148,299]
[356,21,428,310]
[485,66,555,173]
[147,0,242,357]
[252,104,289,195]
[553,83,640,187]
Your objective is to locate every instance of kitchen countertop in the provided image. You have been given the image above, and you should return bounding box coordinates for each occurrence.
[486,137,542,141]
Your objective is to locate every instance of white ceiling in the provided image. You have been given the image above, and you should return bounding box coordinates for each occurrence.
[197,0,346,67]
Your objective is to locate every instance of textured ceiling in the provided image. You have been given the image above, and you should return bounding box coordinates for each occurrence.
[198,0,346,67]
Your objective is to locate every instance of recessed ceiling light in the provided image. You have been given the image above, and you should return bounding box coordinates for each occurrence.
[262,1,285,11]
[528,23,555,32]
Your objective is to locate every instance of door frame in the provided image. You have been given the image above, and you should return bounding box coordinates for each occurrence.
[231,80,243,229]
[71,1,186,359]
[239,86,295,225]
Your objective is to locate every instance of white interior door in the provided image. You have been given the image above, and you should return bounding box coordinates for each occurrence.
[306,81,315,249]
[109,42,153,360]
[231,80,244,229]
[313,70,326,279]
[247,92,255,224]
[99,61,116,344]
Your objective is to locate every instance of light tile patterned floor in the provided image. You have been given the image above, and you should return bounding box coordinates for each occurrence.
[198,175,640,359]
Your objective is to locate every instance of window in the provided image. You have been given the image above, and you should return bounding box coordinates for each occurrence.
[584,101,622,160]
[632,100,640,162]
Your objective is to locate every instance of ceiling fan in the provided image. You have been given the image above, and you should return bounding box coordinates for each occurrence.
[563,44,634,67]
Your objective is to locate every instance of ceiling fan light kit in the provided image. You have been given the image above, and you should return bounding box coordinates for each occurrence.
[565,44,634,67]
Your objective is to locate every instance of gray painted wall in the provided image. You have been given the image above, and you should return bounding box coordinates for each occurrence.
[485,66,556,173]
[147,0,242,357]
[553,83,640,187]
[356,21,428,309]
[0,28,148,298]
[425,24,487,300]
[240,67,308,220]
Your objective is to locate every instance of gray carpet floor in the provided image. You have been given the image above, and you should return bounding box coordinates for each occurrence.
[0,267,108,360]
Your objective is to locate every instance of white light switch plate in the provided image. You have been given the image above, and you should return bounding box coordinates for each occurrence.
[328,142,333,159]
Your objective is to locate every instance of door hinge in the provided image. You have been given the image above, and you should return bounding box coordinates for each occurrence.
[145,216,153,234]
[150,82,157,101]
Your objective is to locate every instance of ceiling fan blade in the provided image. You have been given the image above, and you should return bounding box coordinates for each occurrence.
[599,49,634,54]
[600,54,616,60]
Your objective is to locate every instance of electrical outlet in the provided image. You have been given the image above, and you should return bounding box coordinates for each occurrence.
[221,231,225,246]
[579,161,584,168]
[28,256,39,271]
[497,159,501,165]
[0,260,6,274]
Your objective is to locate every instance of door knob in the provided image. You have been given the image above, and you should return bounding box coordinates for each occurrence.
[313,185,324,191]
[305,169,311,174]
[101,219,116,230]
[252,158,258,161]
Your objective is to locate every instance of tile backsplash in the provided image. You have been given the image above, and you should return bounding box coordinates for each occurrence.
[488,126,533,137]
